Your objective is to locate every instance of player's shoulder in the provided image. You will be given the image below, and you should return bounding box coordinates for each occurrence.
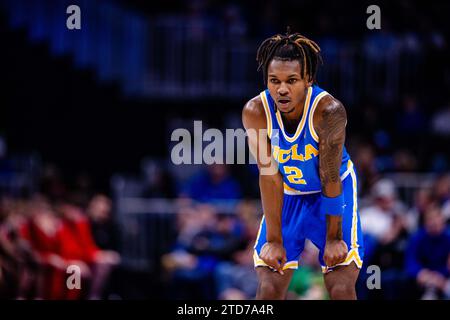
[243,94,264,117]
[242,95,267,129]
[314,93,347,121]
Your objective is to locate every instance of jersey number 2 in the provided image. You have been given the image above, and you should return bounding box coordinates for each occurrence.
[284,166,307,185]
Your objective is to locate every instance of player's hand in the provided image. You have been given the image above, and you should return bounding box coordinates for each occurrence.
[260,242,287,275]
[324,240,348,267]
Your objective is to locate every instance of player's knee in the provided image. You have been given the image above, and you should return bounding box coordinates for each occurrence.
[257,280,285,300]
[328,282,355,300]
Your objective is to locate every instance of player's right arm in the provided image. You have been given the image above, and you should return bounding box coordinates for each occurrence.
[242,96,286,274]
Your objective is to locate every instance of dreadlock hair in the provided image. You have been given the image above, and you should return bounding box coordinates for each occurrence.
[256,31,323,85]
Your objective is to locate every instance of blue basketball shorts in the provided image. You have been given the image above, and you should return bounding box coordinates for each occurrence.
[253,168,364,273]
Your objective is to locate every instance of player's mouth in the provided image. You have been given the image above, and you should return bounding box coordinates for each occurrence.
[277,98,291,110]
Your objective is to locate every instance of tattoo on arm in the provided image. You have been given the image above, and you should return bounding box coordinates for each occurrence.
[317,99,347,242]
[317,100,347,196]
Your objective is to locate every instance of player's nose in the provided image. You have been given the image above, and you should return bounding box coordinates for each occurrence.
[277,83,289,96]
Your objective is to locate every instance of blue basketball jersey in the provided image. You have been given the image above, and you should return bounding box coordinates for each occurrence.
[260,84,353,194]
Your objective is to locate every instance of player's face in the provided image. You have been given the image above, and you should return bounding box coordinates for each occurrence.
[267,59,311,114]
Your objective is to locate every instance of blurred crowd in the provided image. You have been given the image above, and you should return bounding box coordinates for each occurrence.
[0,190,121,299]
[358,176,450,299]
[1,132,450,300]
[151,162,450,300]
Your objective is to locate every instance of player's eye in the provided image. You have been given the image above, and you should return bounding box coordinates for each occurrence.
[270,78,280,84]
[288,79,297,84]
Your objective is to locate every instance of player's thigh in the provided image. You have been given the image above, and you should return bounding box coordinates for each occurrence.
[256,267,294,293]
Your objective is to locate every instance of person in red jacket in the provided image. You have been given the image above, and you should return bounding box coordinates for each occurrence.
[20,198,68,300]
[57,200,120,299]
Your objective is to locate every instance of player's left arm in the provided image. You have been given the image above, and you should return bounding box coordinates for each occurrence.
[314,95,349,267]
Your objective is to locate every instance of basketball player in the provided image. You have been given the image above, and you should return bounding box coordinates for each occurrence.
[242,32,364,300]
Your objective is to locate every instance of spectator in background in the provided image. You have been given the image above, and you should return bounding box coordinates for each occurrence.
[360,179,409,299]
[433,174,450,208]
[162,204,246,299]
[86,194,122,299]
[406,187,434,233]
[187,213,245,263]
[235,200,261,243]
[86,194,120,251]
[57,200,120,299]
[360,179,407,243]
[0,196,40,299]
[214,242,257,299]
[212,200,263,299]
[161,204,219,299]
[20,197,68,300]
[405,205,450,299]
[181,164,242,203]
[392,149,418,172]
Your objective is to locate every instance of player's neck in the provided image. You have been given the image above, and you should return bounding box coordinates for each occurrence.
[279,98,306,135]
[280,95,306,122]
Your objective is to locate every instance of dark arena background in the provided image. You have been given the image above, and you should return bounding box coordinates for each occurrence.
[1,0,450,301]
